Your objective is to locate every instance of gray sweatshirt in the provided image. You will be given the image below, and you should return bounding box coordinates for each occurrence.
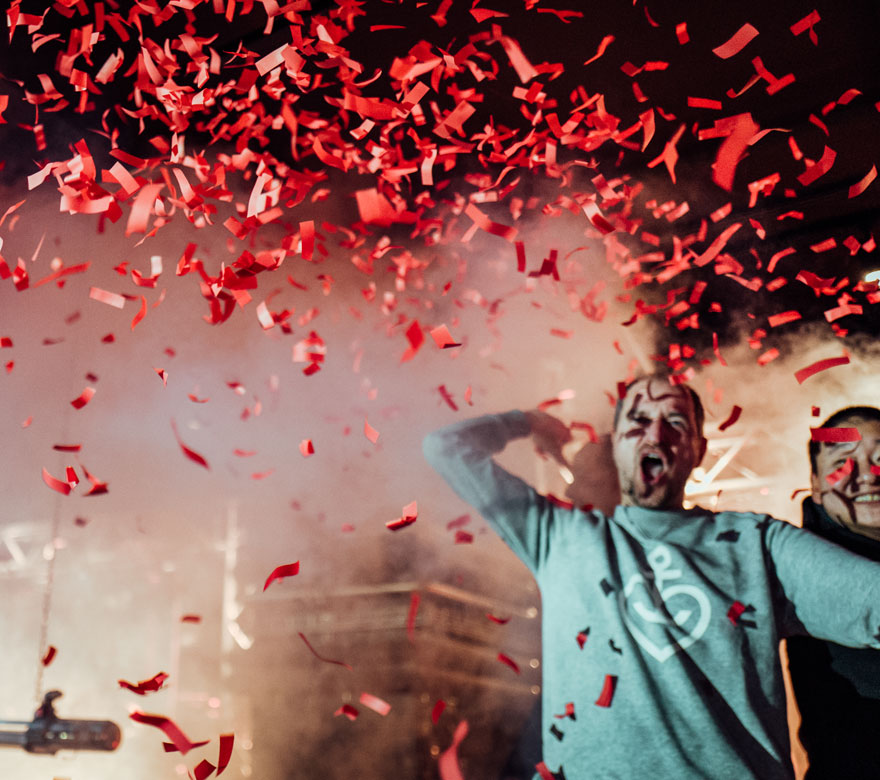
[423,411,880,780]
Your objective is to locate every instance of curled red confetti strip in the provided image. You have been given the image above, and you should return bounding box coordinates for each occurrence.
[298,632,353,671]
[497,652,520,674]
[130,711,201,755]
[359,692,391,716]
[594,674,618,707]
[718,405,742,432]
[263,561,300,591]
[118,671,169,695]
[810,427,861,443]
[794,354,850,384]
[41,646,57,666]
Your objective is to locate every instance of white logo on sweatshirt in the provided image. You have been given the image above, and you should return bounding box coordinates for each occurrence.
[619,544,712,663]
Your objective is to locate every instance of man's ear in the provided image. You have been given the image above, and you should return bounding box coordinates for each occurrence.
[810,471,823,504]
[695,435,708,466]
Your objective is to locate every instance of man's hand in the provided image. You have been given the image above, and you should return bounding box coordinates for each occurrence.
[524,409,572,466]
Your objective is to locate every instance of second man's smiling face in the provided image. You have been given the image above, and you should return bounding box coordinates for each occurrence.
[612,378,707,511]
[812,415,880,542]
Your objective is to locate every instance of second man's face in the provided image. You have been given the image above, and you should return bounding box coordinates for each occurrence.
[612,378,706,510]
[811,416,880,542]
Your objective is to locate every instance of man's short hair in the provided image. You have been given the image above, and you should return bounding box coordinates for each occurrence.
[613,375,705,437]
[808,406,880,473]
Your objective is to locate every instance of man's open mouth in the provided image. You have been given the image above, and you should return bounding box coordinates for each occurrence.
[640,453,666,484]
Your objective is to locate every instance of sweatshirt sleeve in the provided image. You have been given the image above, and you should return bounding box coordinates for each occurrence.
[765,518,880,648]
[422,411,555,574]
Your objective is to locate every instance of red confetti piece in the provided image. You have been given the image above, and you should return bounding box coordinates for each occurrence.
[70,387,96,409]
[790,9,821,44]
[454,529,474,544]
[554,702,576,720]
[675,22,689,44]
[118,671,169,695]
[535,762,556,780]
[487,614,510,625]
[718,405,742,432]
[438,720,468,780]
[595,674,618,707]
[727,601,747,624]
[688,97,723,110]
[464,203,518,242]
[298,632,353,670]
[359,692,391,716]
[401,319,424,363]
[1,337,12,347]
[431,699,446,724]
[757,348,779,366]
[768,311,801,328]
[42,468,71,495]
[712,23,759,59]
[825,458,854,485]
[848,165,877,198]
[171,420,209,470]
[263,561,300,591]
[583,34,614,66]
[712,114,758,192]
[798,145,836,186]
[192,760,216,780]
[430,324,461,349]
[810,427,861,443]
[89,286,126,308]
[364,417,380,444]
[217,733,234,776]
[406,592,420,643]
[794,354,850,384]
[155,368,168,386]
[334,704,359,721]
[66,466,79,488]
[41,645,57,666]
[180,615,202,623]
[810,237,837,253]
[131,295,148,330]
[299,439,315,457]
[497,652,520,674]
[438,385,459,411]
[53,443,81,452]
[386,500,418,531]
[130,711,200,755]
[163,739,211,753]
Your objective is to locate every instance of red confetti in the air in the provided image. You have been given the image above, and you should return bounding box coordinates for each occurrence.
[554,702,576,720]
[768,311,802,328]
[131,295,148,330]
[89,286,126,308]
[406,591,420,643]
[497,652,520,674]
[535,762,556,780]
[594,674,618,707]
[180,615,202,623]
[192,760,216,780]
[438,385,459,411]
[486,614,510,625]
[430,324,461,349]
[334,704,359,721]
[217,733,234,776]
[70,387,96,409]
[171,420,209,470]
[727,600,747,624]
[583,34,614,65]
[848,165,877,198]
[118,671,169,695]
[401,319,425,362]
[359,692,391,716]
[676,22,689,44]
[718,405,742,432]
[757,348,779,366]
[299,439,315,456]
[431,699,446,724]
[810,427,861,442]
[364,417,380,444]
[53,443,81,452]
[130,711,201,755]
[386,500,418,531]
[790,9,820,44]
[712,23,759,59]
[798,145,836,186]
[41,646,57,666]
[298,632,353,670]
[42,467,71,495]
[794,354,850,384]
[263,561,300,591]
[438,720,468,780]
[712,114,758,192]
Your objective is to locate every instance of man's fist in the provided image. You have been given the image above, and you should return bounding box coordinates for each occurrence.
[524,409,572,466]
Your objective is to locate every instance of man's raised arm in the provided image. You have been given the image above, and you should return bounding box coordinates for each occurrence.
[422,410,573,573]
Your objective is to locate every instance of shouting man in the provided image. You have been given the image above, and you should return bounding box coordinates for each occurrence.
[423,376,880,780]
[787,406,880,779]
